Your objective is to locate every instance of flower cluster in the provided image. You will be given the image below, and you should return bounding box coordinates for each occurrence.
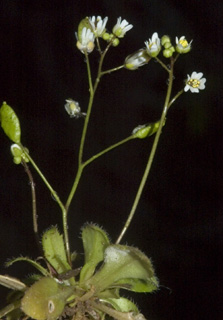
[76,16,133,54]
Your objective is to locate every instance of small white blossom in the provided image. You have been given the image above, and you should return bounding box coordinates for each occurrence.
[89,16,108,37]
[64,99,86,118]
[112,17,133,38]
[124,49,149,70]
[175,36,192,54]
[76,27,95,54]
[184,72,206,93]
[145,32,161,57]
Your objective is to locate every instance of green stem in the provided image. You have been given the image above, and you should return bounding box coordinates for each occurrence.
[116,57,175,244]
[83,135,134,168]
[21,160,40,252]
[101,65,124,76]
[66,44,112,211]
[168,89,184,109]
[78,52,94,167]
[155,57,170,73]
[19,145,71,263]
[19,144,65,213]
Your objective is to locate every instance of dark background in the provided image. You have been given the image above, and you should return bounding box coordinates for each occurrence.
[0,1,222,320]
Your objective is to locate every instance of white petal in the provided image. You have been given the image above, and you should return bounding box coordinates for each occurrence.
[191,87,199,93]
[196,72,203,80]
[191,71,198,78]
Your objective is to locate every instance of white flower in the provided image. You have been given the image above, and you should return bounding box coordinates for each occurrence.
[76,27,95,54]
[64,99,86,118]
[184,72,206,93]
[145,32,161,57]
[124,49,149,70]
[112,17,133,38]
[175,36,192,54]
[89,16,108,37]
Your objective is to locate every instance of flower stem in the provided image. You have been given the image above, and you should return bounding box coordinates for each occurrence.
[101,65,124,76]
[168,89,184,109]
[21,160,40,252]
[83,135,135,168]
[19,144,71,263]
[66,44,112,211]
[19,144,65,213]
[116,57,175,244]
[155,57,170,73]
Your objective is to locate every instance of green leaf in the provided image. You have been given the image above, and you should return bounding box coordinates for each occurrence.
[5,257,49,277]
[101,297,139,313]
[85,244,159,293]
[0,275,26,291]
[0,102,21,143]
[79,224,110,283]
[21,277,74,320]
[42,227,71,275]
[0,301,21,319]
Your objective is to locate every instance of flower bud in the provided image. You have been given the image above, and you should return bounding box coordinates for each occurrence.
[112,38,120,47]
[161,35,171,46]
[102,32,110,41]
[163,47,175,58]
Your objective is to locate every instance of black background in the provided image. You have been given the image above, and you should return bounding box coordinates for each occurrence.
[0,1,222,320]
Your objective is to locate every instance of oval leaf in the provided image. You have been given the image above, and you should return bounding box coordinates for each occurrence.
[80,224,110,283]
[42,227,71,275]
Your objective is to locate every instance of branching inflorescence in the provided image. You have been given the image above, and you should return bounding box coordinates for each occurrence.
[0,15,206,320]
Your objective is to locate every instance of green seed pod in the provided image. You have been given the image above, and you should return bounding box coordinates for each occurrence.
[132,120,163,139]
[21,277,74,320]
[77,17,92,42]
[0,102,21,143]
